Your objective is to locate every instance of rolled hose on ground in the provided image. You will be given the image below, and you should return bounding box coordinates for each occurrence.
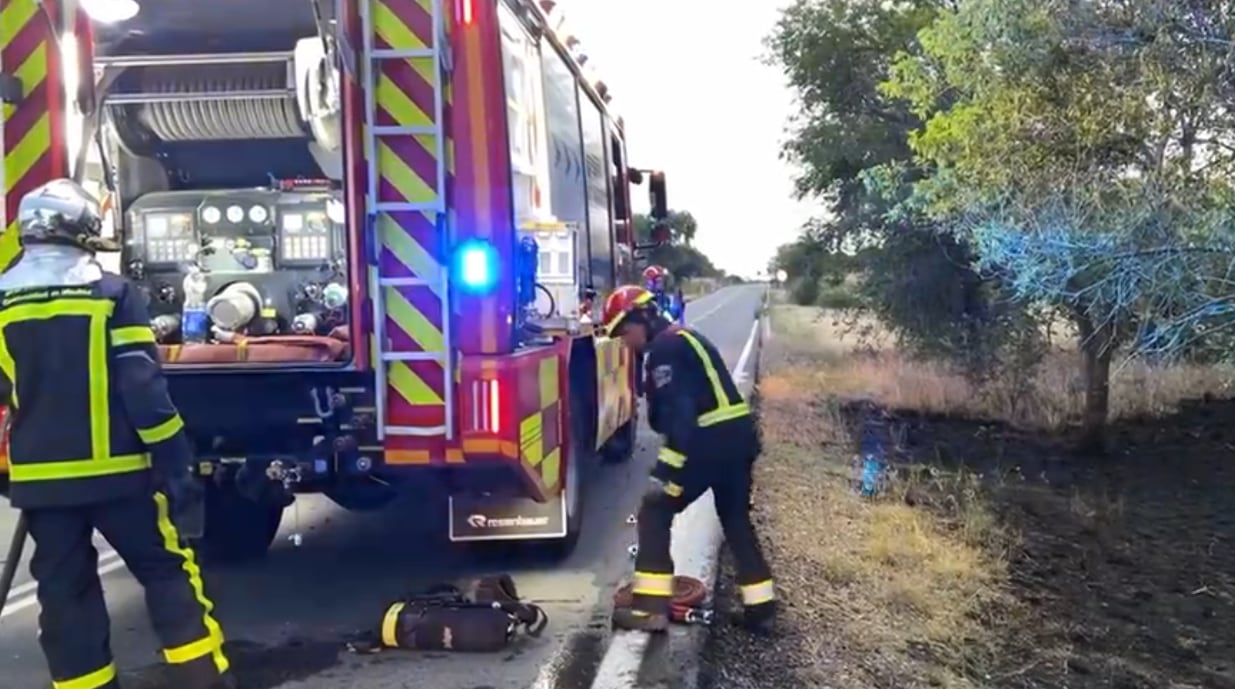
[613,575,709,622]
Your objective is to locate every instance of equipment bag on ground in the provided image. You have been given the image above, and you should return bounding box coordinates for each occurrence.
[349,574,548,654]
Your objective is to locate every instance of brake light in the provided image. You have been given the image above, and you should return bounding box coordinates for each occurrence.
[471,379,501,433]
[488,379,501,433]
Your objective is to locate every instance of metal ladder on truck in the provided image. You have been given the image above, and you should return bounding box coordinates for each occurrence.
[360,0,453,439]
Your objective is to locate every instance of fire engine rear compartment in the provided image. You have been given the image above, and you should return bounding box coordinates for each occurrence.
[92,0,360,368]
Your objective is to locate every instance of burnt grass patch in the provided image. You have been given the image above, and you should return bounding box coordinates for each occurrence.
[701,395,1235,689]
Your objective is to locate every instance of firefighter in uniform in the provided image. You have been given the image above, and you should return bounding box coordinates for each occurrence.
[603,285,776,632]
[643,265,671,317]
[0,180,233,689]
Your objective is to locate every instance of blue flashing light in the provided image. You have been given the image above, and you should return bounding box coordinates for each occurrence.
[454,239,499,293]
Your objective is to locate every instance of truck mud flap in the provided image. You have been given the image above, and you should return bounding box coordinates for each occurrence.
[448,494,566,542]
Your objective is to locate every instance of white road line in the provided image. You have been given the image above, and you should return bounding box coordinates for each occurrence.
[590,312,763,689]
[2,552,127,619]
[732,320,759,385]
[687,288,742,324]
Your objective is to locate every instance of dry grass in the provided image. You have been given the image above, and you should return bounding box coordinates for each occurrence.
[715,299,1235,689]
[747,303,1017,687]
[769,303,1235,432]
[755,328,1015,687]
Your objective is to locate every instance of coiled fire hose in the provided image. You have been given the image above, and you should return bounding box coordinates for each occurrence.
[613,575,712,625]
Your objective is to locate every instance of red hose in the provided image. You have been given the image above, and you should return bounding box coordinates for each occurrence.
[613,575,709,622]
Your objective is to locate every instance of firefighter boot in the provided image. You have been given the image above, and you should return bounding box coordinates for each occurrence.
[740,600,778,635]
[611,607,670,632]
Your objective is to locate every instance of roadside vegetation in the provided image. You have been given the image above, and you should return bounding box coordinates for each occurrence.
[703,298,1235,689]
[703,1,1235,685]
[631,211,733,285]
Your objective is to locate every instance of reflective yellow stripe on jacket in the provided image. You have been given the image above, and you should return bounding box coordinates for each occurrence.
[111,324,157,347]
[678,331,749,427]
[0,297,150,484]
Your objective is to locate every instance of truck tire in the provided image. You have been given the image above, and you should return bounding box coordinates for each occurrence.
[198,485,284,565]
[600,417,636,464]
[325,482,397,512]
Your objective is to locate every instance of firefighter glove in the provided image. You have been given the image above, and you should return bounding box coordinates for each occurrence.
[158,469,206,540]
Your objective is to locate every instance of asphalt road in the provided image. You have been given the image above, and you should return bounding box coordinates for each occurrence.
[0,283,766,689]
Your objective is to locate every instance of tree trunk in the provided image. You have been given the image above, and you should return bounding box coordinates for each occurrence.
[1075,313,1115,455]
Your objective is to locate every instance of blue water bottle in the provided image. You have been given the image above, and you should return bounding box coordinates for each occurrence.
[181,268,209,344]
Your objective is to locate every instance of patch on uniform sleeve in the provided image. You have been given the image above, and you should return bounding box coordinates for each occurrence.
[652,364,673,388]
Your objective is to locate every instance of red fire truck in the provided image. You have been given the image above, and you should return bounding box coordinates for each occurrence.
[0,0,669,561]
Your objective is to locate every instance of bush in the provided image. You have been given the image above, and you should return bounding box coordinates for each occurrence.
[816,285,864,310]
[790,276,821,306]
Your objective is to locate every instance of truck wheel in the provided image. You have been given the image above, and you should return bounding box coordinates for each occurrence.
[197,486,284,565]
[325,483,397,512]
[600,417,636,464]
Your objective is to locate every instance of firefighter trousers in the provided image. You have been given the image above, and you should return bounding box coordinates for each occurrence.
[630,428,775,616]
[26,491,230,689]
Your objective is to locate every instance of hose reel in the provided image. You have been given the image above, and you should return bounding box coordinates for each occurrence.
[133,62,306,141]
[102,40,342,158]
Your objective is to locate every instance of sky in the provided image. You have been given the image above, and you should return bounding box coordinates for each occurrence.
[566,0,816,278]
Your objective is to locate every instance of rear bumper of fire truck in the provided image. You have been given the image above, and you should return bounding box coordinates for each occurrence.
[161,338,632,509]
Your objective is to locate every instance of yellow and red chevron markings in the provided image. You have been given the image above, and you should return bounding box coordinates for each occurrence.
[595,337,632,449]
[1,0,61,271]
[369,0,452,435]
[517,351,563,495]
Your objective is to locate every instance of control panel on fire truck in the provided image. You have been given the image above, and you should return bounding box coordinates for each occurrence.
[121,185,350,344]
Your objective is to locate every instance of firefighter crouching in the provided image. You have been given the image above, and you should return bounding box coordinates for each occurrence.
[0,180,234,689]
[603,285,777,632]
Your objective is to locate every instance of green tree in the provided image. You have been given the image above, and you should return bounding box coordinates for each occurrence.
[633,210,698,245]
[881,0,1235,450]
[768,0,1013,360]
[632,210,722,279]
[767,221,862,306]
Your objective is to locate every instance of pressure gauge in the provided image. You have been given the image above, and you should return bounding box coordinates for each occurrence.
[248,205,268,223]
[226,205,244,223]
[201,206,221,224]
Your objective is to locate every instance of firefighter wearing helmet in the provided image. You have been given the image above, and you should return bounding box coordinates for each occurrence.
[0,179,234,689]
[602,285,776,632]
[642,265,685,324]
